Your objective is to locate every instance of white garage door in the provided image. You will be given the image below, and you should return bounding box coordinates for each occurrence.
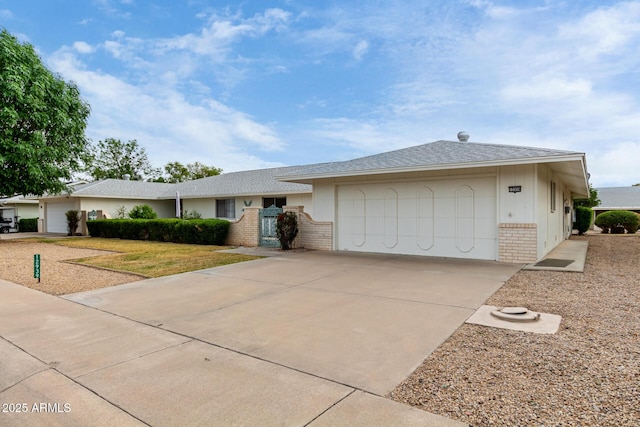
[337,178,497,260]
[46,201,77,233]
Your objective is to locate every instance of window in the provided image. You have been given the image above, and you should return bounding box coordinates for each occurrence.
[216,199,235,218]
[263,197,286,208]
[550,181,556,213]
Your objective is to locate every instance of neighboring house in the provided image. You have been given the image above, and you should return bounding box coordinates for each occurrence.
[37,167,314,234]
[593,186,640,216]
[37,180,176,233]
[0,195,39,219]
[278,137,589,263]
[36,135,589,263]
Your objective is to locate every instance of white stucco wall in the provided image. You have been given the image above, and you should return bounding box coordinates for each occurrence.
[79,198,175,219]
[182,193,313,220]
[311,181,337,222]
[181,199,216,218]
[6,203,39,219]
[497,164,536,224]
[535,164,569,259]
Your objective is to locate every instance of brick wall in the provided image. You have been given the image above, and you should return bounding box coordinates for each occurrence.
[225,206,333,250]
[284,206,333,251]
[498,223,537,263]
[225,207,260,247]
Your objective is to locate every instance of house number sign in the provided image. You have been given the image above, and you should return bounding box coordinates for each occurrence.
[508,186,522,193]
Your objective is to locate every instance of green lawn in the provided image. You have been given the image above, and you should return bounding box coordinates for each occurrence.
[38,238,260,277]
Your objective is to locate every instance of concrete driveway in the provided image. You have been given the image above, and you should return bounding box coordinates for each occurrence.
[1,251,520,426]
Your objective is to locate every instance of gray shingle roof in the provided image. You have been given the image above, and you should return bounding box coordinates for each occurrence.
[278,140,584,179]
[167,166,316,199]
[68,180,176,199]
[595,187,640,209]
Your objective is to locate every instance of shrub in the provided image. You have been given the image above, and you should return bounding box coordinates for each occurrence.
[18,218,38,232]
[128,204,157,219]
[116,205,127,219]
[65,210,81,236]
[86,218,230,245]
[573,206,593,235]
[276,211,298,250]
[182,210,202,220]
[594,210,639,234]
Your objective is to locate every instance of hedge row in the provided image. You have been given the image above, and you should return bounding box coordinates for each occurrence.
[86,219,230,245]
[594,210,639,234]
[19,218,38,232]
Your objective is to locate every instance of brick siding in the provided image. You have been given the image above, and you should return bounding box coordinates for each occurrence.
[498,223,537,263]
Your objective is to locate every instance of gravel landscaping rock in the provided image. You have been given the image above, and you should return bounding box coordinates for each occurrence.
[389,234,640,426]
[0,240,142,295]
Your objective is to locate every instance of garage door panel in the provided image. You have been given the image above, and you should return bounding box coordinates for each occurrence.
[337,177,497,260]
[46,201,77,233]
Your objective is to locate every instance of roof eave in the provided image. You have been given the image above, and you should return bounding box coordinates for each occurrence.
[171,188,313,200]
[277,154,587,183]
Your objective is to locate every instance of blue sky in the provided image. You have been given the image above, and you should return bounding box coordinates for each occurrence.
[2,1,640,187]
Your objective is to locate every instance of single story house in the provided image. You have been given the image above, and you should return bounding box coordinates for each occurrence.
[37,135,589,263]
[593,186,640,216]
[0,195,39,219]
[37,167,314,233]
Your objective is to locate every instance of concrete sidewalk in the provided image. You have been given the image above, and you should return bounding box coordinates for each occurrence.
[523,239,589,272]
[1,251,520,425]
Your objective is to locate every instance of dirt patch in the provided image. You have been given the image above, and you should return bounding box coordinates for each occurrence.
[0,240,142,295]
[390,234,640,426]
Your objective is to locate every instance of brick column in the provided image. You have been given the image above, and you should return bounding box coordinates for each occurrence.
[241,207,261,247]
[498,223,537,263]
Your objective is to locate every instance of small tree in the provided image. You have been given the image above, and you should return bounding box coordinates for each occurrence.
[573,206,593,235]
[128,204,157,219]
[65,210,81,236]
[276,212,298,250]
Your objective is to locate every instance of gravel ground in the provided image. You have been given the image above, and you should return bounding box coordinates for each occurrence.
[389,234,640,426]
[0,240,142,295]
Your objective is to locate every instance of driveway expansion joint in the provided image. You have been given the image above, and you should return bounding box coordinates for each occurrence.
[302,389,357,427]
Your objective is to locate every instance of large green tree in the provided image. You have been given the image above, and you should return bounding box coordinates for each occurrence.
[158,161,222,183]
[0,29,90,197]
[86,138,158,180]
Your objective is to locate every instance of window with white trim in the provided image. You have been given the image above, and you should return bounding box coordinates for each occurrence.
[550,181,556,213]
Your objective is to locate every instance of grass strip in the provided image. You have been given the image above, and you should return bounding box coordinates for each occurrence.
[35,237,260,277]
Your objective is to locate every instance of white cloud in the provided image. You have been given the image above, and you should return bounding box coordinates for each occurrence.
[589,142,640,187]
[1,9,14,19]
[558,2,640,60]
[158,8,291,58]
[352,40,369,61]
[48,48,285,172]
[501,75,592,101]
[72,41,94,54]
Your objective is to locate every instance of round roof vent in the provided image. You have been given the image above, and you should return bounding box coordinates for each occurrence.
[457,131,470,142]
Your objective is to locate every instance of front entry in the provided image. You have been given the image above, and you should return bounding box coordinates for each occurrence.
[259,205,283,247]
